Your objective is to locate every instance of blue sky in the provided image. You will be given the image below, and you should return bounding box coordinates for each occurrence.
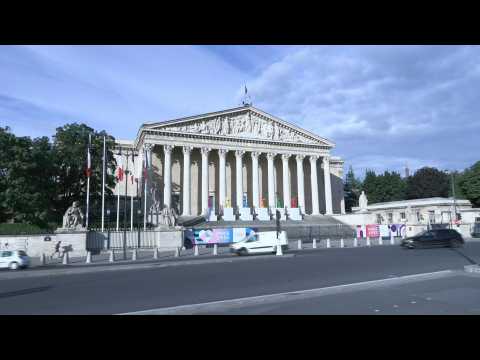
[1,45,479,178]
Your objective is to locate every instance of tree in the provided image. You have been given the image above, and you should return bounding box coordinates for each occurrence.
[406,167,449,199]
[0,127,56,226]
[52,123,117,222]
[344,166,362,212]
[361,169,380,203]
[458,161,480,207]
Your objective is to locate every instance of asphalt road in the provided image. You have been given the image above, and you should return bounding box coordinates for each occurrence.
[1,242,480,314]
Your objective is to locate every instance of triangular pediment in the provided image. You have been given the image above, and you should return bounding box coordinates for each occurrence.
[144,106,334,147]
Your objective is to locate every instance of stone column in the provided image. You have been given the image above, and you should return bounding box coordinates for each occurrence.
[218,149,227,208]
[282,154,291,208]
[182,146,192,216]
[143,143,153,230]
[267,153,276,209]
[251,152,260,209]
[235,150,245,209]
[310,155,320,215]
[201,147,210,214]
[323,156,333,215]
[296,155,305,212]
[163,145,173,209]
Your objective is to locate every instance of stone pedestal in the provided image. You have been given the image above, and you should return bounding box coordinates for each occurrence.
[275,208,287,221]
[239,208,253,221]
[155,228,183,251]
[208,209,218,222]
[222,208,235,221]
[257,208,270,221]
[288,208,302,221]
[54,230,88,258]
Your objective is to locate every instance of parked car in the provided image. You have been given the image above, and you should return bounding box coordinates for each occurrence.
[0,250,30,270]
[401,229,464,249]
[230,231,289,256]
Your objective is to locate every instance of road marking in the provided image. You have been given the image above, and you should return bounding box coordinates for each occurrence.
[119,269,455,315]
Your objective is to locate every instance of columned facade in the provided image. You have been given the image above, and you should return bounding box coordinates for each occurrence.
[123,105,345,223]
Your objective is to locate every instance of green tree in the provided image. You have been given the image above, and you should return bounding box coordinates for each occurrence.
[458,161,480,207]
[52,123,117,222]
[0,127,56,226]
[361,169,381,203]
[344,166,362,212]
[406,167,449,199]
[376,171,407,202]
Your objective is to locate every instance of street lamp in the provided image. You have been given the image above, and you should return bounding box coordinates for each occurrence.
[123,149,130,260]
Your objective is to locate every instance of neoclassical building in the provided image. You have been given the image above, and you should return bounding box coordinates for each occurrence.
[114,105,345,222]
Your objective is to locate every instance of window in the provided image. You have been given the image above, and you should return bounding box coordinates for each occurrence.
[246,235,258,243]
[400,212,406,221]
[376,214,382,224]
[388,213,393,223]
[417,211,422,222]
[1,251,12,257]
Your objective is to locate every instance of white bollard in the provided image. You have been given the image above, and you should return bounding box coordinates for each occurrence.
[379,237,383,246]
[390,232,395,245]
[340,238,344,248]
[367,237,371,246]
[326,238,331,248]
[354,238,358,247]
[174,247,180,257]
[40,253,46,265]
[297,239,302,250]
[194,245,199,256]
[213,244,218,256]
[276,243,283,256]
[109,250,115,262]
[86,251,92,264]
[312,238,317,249]
[132,249,137,261]
[153,247,159,259]
[62,252,69,265]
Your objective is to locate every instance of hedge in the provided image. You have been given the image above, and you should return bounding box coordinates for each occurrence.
[0,223,56,235]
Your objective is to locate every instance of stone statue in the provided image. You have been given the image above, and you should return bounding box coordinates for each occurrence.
[61,201,85,230]
[359,191,368,211]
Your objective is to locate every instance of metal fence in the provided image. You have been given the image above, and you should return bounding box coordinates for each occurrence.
[86,230,162,252]
[279,224,356,242]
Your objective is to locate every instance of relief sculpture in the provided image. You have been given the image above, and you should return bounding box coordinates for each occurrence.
[160,112,317,144]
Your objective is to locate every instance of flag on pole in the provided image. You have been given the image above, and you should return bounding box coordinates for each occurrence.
[85,138,92,177]
[116,151,124,182]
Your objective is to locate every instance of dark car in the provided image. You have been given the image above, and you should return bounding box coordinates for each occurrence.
[401,229,464,249]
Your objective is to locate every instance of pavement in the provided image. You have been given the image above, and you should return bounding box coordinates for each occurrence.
[0,240,480,314]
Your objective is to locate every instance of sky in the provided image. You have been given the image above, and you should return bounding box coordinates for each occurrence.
[1,45,479,178]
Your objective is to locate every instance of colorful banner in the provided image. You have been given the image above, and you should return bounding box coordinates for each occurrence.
[193,228,256,245]
[356,225,366,238]
[389,224,406,237]
[379,225,390,237]
[366,224,380,238]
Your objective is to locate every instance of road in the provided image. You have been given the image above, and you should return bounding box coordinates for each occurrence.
[1,242,480,314]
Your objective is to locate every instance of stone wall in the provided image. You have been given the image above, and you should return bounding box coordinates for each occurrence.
[0,232,87,258]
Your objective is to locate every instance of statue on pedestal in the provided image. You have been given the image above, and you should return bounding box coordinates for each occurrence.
[60,201,85,231]
[359,191,368,212]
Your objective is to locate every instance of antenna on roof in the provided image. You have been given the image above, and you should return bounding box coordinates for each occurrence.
[242,85,252,107]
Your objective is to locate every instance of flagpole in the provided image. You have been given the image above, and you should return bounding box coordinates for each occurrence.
[86,133,91,229]
[116,149,122,231]
[101,135,106,232]
[130,152,134,232]
[143,148,148,231]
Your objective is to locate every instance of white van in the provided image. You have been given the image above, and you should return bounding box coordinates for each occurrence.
[230,231,289,256]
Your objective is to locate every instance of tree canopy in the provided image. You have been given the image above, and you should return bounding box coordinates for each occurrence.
[0,124,117,228]
[459,161,480,207]
[406,167,450,199]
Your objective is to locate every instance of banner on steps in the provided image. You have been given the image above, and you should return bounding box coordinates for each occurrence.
[192,227,257,245]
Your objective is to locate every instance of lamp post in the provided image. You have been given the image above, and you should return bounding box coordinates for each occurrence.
[447,170,458,227]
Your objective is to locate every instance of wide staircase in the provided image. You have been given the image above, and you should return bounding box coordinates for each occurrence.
[179,214,354,241]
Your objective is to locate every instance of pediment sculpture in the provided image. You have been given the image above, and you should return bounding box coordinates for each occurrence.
[157,111,320,145]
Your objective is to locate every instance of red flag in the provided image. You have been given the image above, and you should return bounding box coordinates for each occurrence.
[116,152,124,181]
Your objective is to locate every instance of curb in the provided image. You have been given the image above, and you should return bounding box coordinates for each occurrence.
[464,264,480,273]
[0,253,296,280]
